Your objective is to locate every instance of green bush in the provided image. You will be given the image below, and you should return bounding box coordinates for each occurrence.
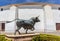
[32,34,60,41]
[0,35,12,41]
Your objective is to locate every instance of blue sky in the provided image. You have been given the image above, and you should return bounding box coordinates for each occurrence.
[0,0,60,6]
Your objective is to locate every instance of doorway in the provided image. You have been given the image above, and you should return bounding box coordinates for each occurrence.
[56,23,60,30]
[1,23,5,31]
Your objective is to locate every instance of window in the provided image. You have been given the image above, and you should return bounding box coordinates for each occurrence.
[58,8,60,10]
[1,8,3,11]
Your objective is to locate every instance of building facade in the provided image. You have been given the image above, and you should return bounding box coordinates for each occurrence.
[0,3,60,33]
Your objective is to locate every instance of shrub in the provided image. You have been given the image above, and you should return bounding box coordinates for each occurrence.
[0,35,12,41]
[32,34,60,41]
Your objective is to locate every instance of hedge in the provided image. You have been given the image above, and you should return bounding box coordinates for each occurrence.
[32,34,60,41]
[0,35,12,41]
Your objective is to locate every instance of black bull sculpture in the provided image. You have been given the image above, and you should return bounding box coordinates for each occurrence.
[6,16,40,34]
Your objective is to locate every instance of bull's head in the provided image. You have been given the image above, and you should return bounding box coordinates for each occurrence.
[35,16,40,22]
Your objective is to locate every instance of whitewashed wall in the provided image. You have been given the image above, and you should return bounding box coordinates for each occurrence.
[5,6,17,33]
[53,9,60,23]
[43,5,56,32]
[0,10,15,21]
[0,6,16,33]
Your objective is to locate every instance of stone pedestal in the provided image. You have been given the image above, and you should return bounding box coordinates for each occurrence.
[5,33,40,41]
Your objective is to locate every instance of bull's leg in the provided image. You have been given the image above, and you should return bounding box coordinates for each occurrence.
[26,29,28,34]
[14,27,21,35]
[32,27,35,30]
[14,29,17,35]
[14,30,16,35]
[14,29,18,35]
[30,26,35,31]
[18,30,20,34]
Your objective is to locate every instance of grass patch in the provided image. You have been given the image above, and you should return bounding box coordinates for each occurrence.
[32,34,60,41]
[0,34,12,41]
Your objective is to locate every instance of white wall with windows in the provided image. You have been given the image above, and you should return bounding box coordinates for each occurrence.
[0,5,60,33]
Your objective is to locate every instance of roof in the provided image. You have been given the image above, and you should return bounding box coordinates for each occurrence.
[0,0,60,6]
[0,3,60,9]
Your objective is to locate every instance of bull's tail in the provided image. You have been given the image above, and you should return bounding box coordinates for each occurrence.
[5,18,19,23]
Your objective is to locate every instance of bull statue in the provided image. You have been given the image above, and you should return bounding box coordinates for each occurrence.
[6,16,40,35]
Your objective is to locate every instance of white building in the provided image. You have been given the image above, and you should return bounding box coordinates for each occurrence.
[0,3,60,33]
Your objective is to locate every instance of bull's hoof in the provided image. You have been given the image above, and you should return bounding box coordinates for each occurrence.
[26,32,28,34]
[19,33,21,35]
